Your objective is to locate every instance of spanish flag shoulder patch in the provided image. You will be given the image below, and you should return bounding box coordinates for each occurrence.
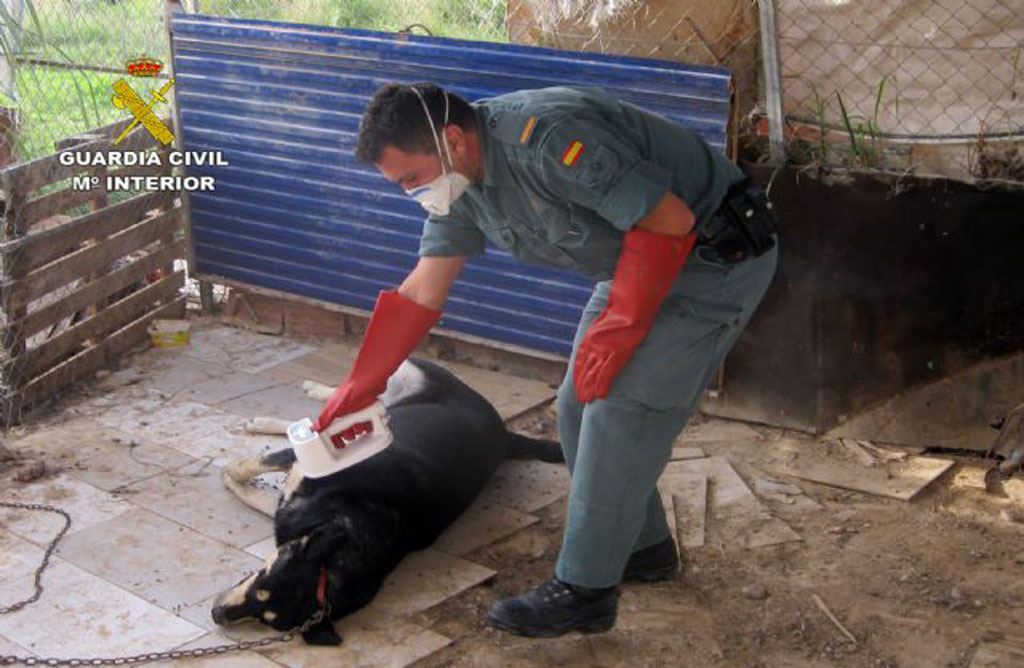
[519,117,538,144]
[561,140,584,166]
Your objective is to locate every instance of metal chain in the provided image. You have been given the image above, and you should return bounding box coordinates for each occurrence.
[0,502,326,666]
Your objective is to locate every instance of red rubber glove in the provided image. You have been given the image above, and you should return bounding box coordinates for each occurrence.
[312,290,440,446]
[573,228,697,403]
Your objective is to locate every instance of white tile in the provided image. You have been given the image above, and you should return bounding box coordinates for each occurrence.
[0,560,204,659]
[475,459,569,513]
[0,529,46,585]
[55,508,263,612]
[244,536,278,561]
[261,607,451,668]
[0,635,35,661]
[369,548,495,616]
[6,419,197,492]
[215,384,323,424]
[0,475,132,545]
[182,327,315,374]
[118,466,274,549]
[433,501,539,557]
[174,371,282,406]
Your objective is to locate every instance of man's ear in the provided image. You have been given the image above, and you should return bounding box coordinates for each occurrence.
[301,521,350,565]
[302,617,342,646]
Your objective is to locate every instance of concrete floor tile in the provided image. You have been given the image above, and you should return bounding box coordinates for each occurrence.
[174,371,282,406]
[0,475,132,545]
[244,536,278,561]
[119,465,274,549]
[679,419,763,444]
[261,343,354,388]
[182,327,316,374]
[149,638,285,668]
[103,352,236,397]
[0,560,204,660]
[99,401,283,466]
[0,635,34,660]
[215,384,323,423]
[475,459,570,513]
[435,359,556,420]
[0,530,46,585]
[260,607,451,668]
[370,548,495,616]
[7,420,196,492]
[433,501,539,557]
[55,508,263,612]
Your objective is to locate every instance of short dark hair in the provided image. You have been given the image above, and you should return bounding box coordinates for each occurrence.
[355,83,477,164]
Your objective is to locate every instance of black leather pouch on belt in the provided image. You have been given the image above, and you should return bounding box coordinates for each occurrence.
[699,180,778,263]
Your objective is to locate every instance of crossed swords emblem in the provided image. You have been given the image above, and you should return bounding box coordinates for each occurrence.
[111,77,176,145]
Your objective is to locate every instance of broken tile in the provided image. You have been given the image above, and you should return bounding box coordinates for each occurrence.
[657,471,707,549]
[0,530,46,585]
[665,458,801,550]
[679,419,762,444]
[433,500,539,557]
[776,452,955,501]
[216,383,323,423]
[670,446,706,461]
[434,359,556,420]
[55,508,262,612]
[149,640,283,668]
[369,548,495,616]
[119,466,274,549]
[264,607,451,668]
[0,475,132,545]
[475,459,569,513]
[0,560,204,659]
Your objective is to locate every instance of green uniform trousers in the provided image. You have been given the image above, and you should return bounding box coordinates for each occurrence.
[554,241,778,588]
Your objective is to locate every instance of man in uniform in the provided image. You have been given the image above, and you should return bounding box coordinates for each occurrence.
[313,83,778,638]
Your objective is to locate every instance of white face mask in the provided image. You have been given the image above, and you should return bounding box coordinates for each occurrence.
[404,88,470,217]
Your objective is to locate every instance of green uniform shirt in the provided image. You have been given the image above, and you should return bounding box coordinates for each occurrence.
[418,85,745,280]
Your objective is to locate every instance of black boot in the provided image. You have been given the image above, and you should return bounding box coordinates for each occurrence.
[486,577,619,638]
[621,537,680,582]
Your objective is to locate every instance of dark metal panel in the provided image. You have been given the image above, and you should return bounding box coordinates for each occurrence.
[172,14,733,356]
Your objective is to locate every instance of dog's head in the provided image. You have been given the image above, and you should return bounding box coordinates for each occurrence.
[210,529,345,645]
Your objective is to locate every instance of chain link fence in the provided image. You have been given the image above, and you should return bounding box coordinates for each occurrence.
[773,0,1023,178]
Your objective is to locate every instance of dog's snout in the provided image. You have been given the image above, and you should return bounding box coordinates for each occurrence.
[211,604,227,625]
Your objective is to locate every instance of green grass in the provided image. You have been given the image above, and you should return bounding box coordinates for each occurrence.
[3,0,509,163]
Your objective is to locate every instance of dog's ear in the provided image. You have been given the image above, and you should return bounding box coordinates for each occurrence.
[301,521,350,565]
[302,616,342,646]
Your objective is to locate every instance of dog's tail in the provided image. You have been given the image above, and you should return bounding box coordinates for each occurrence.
[504,431,564,464]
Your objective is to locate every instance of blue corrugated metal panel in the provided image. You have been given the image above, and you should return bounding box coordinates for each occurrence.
[171,14,733,356]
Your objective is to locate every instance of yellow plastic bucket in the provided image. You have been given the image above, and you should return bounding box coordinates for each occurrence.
[148,319,191,348]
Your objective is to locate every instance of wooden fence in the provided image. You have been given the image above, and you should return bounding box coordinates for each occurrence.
[0,118,187,424]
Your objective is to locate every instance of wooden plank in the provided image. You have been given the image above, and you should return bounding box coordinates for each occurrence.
[20,185,95,228]
[11,208,183,309]
[0,123,158,196]
[4,191,176,274]
[20,296,186,407]
[19,239,185,339]
[17,271,184,378]
[971,640,1024,668]
[840,438,879,467]
[671,446,706,461]
[773,456,955,501]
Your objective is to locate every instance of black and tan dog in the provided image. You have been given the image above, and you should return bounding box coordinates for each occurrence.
[212,358,561,644]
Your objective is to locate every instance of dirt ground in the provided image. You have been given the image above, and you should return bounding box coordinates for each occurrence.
[2,385,1021,668]
[409,406,1024,668]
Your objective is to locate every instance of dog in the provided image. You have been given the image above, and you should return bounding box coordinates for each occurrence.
[211,357,562,645]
